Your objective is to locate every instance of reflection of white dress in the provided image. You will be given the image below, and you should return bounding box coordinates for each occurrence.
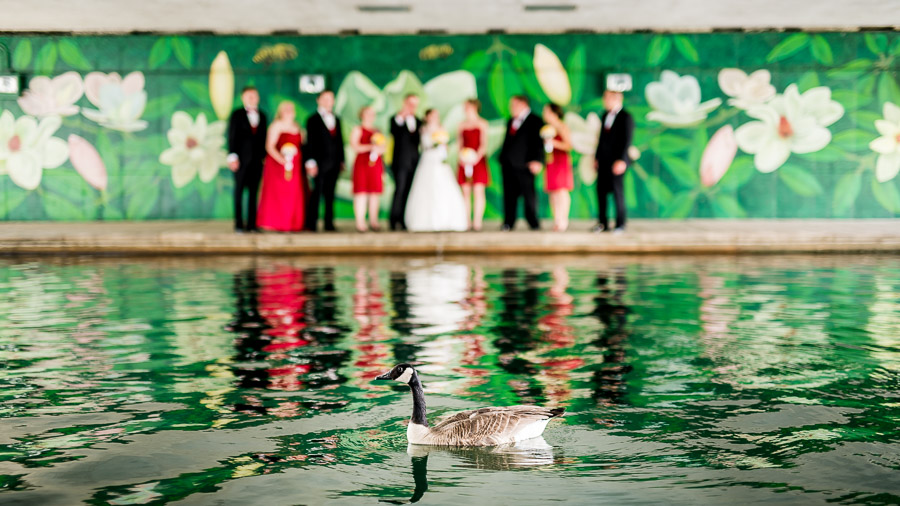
[405,128,468,232]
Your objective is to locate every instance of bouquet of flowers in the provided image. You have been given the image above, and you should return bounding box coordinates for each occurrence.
[540,125,557,164]
[431,129,450,145]
[459,147,479,180]
[370,132,386,163]
[280,142,299,181]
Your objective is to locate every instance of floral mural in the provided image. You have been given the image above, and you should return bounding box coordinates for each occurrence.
[0,31,898,221]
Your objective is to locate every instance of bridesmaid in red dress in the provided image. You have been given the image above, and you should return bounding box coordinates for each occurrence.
[456,98,490,231]
[350,106,385,232]
[257,101,313,232]
[542,103,574,232]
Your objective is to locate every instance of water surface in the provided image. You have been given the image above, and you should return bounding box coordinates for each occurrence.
[0,255,898,505]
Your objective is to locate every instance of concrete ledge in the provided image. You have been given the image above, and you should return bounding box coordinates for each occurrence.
[1,219,899,255]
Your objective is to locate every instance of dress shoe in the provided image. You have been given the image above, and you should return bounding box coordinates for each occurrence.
[500,224,512,232]
[613,227,626,235]
[591,224,607,233]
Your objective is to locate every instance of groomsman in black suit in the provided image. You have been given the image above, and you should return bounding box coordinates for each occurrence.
[304,90,344,232]
[593,90,634,234]
[389,94,422,231]
[227,86,268,233]
[499,95,544,231]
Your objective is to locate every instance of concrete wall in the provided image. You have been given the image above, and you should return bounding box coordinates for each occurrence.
[0,32,898,221]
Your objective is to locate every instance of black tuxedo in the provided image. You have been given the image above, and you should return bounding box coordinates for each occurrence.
[389,115,421,229]
[227,108,268,231]
[594,108,634,229]
[304,112,345,231]
[499,112,544,230]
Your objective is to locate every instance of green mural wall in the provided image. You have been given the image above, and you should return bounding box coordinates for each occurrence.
[0,31,898,221]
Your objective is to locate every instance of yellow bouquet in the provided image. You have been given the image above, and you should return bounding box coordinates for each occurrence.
[431,129,450,145]
[280,142,299,180]
[459,147,479,179]
[369,132,386,163]
[540,125,557,163]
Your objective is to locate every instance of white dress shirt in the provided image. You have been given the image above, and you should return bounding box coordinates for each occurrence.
[319,107,335,131]
[227,108,261,164]
[512,108,531,131]
[395,114,416,132]
[604,106,621,130]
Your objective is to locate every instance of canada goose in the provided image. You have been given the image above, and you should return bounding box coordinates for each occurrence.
[374,363,565,446]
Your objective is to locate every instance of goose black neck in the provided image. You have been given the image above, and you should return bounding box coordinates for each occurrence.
[409,374,428,427]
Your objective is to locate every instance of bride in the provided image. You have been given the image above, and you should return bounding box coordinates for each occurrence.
[404,109,468,232]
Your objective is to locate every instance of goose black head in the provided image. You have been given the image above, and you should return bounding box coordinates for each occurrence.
[374,363,416,384]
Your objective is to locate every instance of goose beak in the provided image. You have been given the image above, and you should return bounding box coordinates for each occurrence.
[374,372,392,381]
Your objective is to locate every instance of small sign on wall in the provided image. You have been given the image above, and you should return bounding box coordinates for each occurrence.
[0,74,20,95]
[606,73,632,93]
[299,74,326,94]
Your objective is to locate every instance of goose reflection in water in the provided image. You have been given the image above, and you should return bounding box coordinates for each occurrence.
[383,438,559,504]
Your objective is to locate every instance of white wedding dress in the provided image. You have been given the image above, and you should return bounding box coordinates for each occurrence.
[404,127,468,232]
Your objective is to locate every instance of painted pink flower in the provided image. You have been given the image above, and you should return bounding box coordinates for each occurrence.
[700,125,738,187]
[68,134,107,191]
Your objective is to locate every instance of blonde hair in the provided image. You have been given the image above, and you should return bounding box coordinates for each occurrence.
[275,100,295,121]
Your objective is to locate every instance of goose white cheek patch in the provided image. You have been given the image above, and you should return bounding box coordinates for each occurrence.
[396,368,414,383]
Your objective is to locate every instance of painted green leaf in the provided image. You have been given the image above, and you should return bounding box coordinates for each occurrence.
[96,131,120,175]
[624,169,637,209]
[797,71,820,93]
[197,177,216,201]
[662,190,697,218]
[673,35,699,63]
[711,193,746,217]
[832,171,862,214]
[766,33,810,62]
[643,175,673,204]
[512,51,548,104]
[182,81,211,107]
[143,94,183,120]
[461,50,491,73]
[126,180,160,219]
[102,205,124,221]
[649,134,693,154]
[893,37,900,56]
[213,190,233,218]
[34,42,58,75]
[171,37,194,68]
[857,73,877,95]
[871,177,900,213]
[877,72,900,105]
[12,40,32,70]
[646,36,672,66]
[717,156,756,190]
[42,191,86,220]
[804,144,848,163]
[810,35,833,65]
[661,155,698,187]
[687,127,708,169]
[832,89,872,108]
[566,45,586,105]
[149,37,172,69]
[57,39,91,71]
[853,110,883,130]
[0,189,29,218]
[832,129,875,149]
[779,164,823,196]
[826,58,871,79]
[864,33,888,55]
[488,60,522,118]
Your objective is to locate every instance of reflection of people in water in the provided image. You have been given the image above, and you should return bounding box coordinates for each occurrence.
[535,266,583,403]
[303,266,350,345]
[351,267,392,388]
[591,269,632,405]
[491,269,543,401]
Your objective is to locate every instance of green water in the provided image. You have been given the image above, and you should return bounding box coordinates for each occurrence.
[0,255,898,505]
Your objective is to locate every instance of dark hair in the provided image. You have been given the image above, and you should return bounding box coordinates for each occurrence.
[424,108,436,118]
[511,94,530,106]
[546,103,564,119]
[405,93,419,100]
[465,98,482,113]
[318,89,334,98]
[241,85,258,94]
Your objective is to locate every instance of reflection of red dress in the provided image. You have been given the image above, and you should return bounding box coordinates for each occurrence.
[258,132,307,232]
[353,127,383,194]
[545,134,573,191]
[456,127,489,185]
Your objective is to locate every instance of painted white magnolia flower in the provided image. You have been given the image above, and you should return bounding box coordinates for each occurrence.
[17,71,84,118]
[718,69,776,110]
[869,102,900,182]
[159,111,228,188]
[0,110,69,190]
[534,43,571,106]
[646,70,722,127]
[82,71,148,132]
[735,84,843,173]
[564,111,602,184]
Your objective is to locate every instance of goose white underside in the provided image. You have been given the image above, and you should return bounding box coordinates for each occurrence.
[406,418,552,445]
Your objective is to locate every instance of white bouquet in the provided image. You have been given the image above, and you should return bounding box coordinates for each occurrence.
[459,147,478,179]
[280,142,299,181]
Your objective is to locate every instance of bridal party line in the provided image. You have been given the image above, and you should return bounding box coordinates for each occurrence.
[229,84,633,235]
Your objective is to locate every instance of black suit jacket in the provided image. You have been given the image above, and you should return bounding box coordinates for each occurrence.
[304,112,345,173]
[594,109,634,171]
[228,108,268,174]
[500,112,544,170]
[390,115,422,173]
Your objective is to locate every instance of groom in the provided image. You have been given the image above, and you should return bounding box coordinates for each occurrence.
[227,86,268,233]
[499,95,544,231]
[304,90,344,232]
[389,94,421,231]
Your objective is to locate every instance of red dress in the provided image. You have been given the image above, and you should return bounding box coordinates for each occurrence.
[456,127,490,185]
[257,132,307,232]
[545,134,574,191]
[353,127,383,194]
